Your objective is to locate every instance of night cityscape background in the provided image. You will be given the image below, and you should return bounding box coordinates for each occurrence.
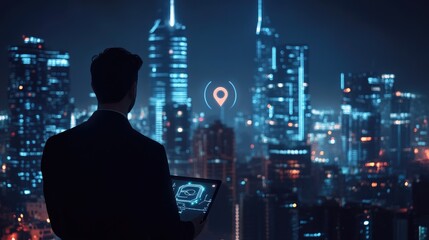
[1,0,429,239]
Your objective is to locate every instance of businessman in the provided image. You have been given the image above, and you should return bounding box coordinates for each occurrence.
[41,48,205,239]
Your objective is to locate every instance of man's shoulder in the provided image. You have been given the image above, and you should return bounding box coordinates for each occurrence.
[46,122,87,142]
[129,128,164,150]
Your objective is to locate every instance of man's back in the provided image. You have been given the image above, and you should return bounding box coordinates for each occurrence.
[42,110,194,239]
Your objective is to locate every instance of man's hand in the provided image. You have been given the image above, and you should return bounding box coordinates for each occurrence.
[191,214,206,238]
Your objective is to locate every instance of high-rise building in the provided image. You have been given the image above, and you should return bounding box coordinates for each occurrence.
[164,103,190,175]
[7,35,71,201]
[309,109,342,164]
[148,0,190,143]
[265,44,310,145]
[233,112,254,163]
[340,73,394,173]
[0,111,8,164]
[389,91,415,172]
[253,0,279,149]
[148,0,191,175]
[192,120,236,239]
[263,44,312,202]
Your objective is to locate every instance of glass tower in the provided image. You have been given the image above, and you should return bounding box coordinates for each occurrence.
[265,45,310,145]
[253,0,279,148]
[389,91,415,172]
[148,0,191,144]
[340,73,394,173]
[7,36,71,200]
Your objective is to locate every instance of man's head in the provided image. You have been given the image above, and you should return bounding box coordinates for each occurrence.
[91,48,143,112]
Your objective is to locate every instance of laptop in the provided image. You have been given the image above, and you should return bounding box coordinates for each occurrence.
[171,175,222,222]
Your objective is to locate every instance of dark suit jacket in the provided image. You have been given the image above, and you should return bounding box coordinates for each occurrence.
[41,110,194,239]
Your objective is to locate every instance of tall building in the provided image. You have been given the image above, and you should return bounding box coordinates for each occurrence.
[192,120,236,239]
[389,91,415,172]
[309,109,342,164]
[7,35,71,201]
[0,111,9,198]
[340,73,394,173]
[164,103,191,175]
[265,44,310,145]
[253,0,279,149]
[0,111,8,164]
[148,0,191,175]
[148,0,191,143]
[264,44,312,201]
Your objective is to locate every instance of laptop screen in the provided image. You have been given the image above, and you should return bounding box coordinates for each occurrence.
[171,175,222,222]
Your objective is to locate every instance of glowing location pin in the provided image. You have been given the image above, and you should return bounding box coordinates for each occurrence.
[213,87,229,107]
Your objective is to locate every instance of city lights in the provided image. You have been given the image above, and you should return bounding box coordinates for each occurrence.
[0,0,427,239]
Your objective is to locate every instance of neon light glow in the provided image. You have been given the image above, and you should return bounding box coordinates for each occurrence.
[169,0,175,27]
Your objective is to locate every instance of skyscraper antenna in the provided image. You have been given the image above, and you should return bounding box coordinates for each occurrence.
[256,0,262,34]
[169,0,175,27]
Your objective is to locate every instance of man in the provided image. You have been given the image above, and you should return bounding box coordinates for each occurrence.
[41,48,205,239]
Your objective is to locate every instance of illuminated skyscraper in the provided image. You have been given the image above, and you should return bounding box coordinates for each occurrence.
[148,0,191,174]
[253,0,279,148]
[389,91,415,172]
[164,103,190,176]
[340,73,394,173]
[265,44,310,145]
[7,36,71,200]
[148,0,190,143]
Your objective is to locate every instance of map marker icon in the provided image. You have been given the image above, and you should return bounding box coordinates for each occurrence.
[213,87,228,107]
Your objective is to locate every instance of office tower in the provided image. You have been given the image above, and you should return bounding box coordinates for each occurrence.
[192,120,236,239]
[389,91,414,172]
[267,145,311,189]
[263,44,312,200]
[340,73,394,172]
[265,44,310,145]
[233,112,254,163]
[412,175,429,240]
[148,0,190,143]
[0,111,8,163]
[148,0,191,175]
[7,36,71,201]
[299,200,341,240]
[164,103,190,175]
[309,109,342,164]
[253,0,279,148]
[0,111,8,198]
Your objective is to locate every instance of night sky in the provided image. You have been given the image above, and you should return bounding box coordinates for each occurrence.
[1,0,428,115]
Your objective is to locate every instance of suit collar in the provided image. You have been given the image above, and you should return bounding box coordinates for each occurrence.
[88,110,132,128]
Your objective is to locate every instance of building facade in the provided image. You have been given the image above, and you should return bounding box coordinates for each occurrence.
[253,0,279,150]
[7,36,71,202]
[148,0,190,143]
[340,73,394,173]
[192,120,236,239]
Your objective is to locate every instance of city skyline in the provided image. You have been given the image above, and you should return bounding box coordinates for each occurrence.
[1,0,428,114]
[2,1,429,238]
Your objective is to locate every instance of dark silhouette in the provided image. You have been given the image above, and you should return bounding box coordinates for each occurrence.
[41,48,205,239]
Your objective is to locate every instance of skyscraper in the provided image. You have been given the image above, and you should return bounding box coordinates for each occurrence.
[192,120,236,239]
[164,103,191,175]
[148,0,191,174]
[7,36,71,201]
[148,0,190,143]
[253,0,279,149]
[265,44,310,145]
[389,91,415,172]
[340,73,394,172]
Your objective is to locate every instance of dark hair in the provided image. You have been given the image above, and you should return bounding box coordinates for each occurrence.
[90,48,143,103]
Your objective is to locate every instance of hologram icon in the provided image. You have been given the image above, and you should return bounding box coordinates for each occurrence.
[176,184,205,205]
[213,87,228,107]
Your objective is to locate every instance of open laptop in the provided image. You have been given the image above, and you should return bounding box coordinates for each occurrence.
[171,175,222,222]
